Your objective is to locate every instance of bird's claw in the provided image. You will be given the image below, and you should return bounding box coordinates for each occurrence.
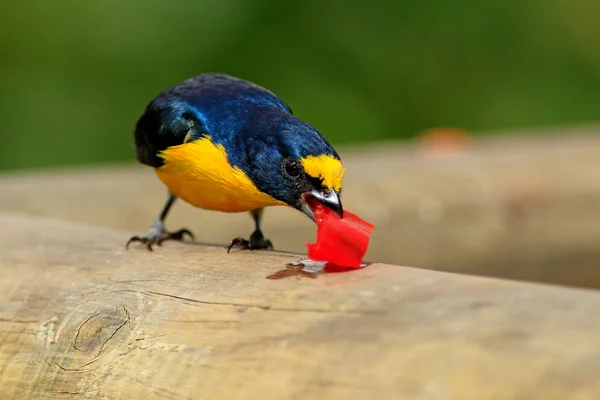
[227,237,273,253]
[126,228,195,251]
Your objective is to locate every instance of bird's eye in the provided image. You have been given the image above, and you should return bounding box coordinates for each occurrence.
[283,158,301,178]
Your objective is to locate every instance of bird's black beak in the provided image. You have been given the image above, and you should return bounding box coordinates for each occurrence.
[300,189,343,222]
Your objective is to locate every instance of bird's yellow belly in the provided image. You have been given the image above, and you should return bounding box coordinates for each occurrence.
[154,138,285,213]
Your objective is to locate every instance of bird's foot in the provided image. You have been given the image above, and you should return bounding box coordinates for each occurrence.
[227,230,273,253]
[126,224,195,251]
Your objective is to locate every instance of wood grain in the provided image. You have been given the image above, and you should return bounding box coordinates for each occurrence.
[2,213,600,399]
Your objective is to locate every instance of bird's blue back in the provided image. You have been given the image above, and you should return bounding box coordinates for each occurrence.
[157,74,290,138]
[135,73,339,179]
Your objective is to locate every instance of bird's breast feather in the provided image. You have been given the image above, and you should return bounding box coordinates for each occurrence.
[154,137,285,212]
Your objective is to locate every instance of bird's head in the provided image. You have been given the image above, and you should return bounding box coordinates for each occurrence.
[283,152,344,222]
[243,110,344,222]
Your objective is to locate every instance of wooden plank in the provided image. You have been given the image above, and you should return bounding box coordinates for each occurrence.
[2,213,600,399]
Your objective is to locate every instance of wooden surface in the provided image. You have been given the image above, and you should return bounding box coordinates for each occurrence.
[1,130,600,288]
[2,213,600,399]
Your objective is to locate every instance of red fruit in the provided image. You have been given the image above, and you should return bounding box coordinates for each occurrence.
[306,201,375,268]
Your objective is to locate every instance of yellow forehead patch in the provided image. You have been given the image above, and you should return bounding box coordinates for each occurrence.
[301,154,344,191]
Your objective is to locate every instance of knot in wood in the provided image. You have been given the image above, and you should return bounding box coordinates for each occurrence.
[73,306,131,355]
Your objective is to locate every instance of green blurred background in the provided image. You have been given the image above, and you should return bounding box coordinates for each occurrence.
[1,0,598,171]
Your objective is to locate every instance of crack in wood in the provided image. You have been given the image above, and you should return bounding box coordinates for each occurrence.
[121,289,382,315]
[142,290,272,310]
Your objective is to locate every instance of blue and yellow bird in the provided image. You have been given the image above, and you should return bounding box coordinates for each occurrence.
[127,73,345,251]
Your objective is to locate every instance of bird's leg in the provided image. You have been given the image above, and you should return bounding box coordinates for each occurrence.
[126,193,195,251]
[227,208,273,253]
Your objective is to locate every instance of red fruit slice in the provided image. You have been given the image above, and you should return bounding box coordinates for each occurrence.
[306,200,375,268]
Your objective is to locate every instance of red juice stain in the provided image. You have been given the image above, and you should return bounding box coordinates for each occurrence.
[266,260,372,280]
[266,264,317,280]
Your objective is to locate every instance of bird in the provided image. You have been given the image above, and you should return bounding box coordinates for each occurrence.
[126,73,345,252]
